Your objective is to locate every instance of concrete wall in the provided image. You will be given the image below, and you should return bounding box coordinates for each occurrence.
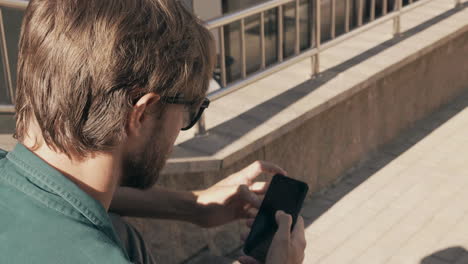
[193,0,222,20]
[125,21,468,264]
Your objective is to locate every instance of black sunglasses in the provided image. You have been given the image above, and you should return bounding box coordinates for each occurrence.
[160,96,210,131]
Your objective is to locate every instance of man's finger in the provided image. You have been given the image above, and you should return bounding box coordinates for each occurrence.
[246,161,288,180]
[245,208,258,218]
[241,207,258,219]
[257,194,265,203]
[245,218,254,228]
[238,161,288,184]
[237,256,261,264]
[240,230,250,241]
[239,185,261,208]
[292,216,306,249]
[274,211,292,240]
[265,211,292,264]
[249,182,269,194]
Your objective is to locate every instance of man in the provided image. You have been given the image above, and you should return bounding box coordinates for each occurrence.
[0,0,306,263]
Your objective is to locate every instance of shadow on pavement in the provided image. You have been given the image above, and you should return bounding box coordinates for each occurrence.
[421,247,468,264]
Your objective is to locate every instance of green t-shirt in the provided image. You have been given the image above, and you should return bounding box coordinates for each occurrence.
[0,144,132,263]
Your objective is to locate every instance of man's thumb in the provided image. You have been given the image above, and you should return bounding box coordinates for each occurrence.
[275,211,292,238]
[266,211,292,264]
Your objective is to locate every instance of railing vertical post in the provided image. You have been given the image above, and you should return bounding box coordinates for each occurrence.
[345,0,350,33]
[278,5,284,62]
[331,0,336,39]
[219,26,227,88]
[358,0,364,26]
[312,0,321,76]
[0,8,14,103]
[393,0,402,36]
[383,0,388,16]
[195,114,207,136]
[370,0,376,21]
[240,18,247,79]
[309,0,314,49]
[295,0,300,54]
[260,12,266,69]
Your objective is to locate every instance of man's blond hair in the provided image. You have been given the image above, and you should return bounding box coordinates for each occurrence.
[14,0,215,157]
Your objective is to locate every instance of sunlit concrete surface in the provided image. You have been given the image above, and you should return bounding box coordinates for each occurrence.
[186,90,468,264]
[300,92,468,264]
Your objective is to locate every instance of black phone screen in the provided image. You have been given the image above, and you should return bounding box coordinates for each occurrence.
[243,174,309,262]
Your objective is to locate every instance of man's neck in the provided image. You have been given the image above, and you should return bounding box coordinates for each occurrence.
[22,137,121,210]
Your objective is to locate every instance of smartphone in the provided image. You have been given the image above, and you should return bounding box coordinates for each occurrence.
[243,174,309,262]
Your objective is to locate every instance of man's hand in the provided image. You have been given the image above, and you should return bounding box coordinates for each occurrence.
[238,211,307,264]
[193,161,287,228]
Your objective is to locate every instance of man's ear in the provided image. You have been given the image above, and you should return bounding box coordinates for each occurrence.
[127,93,161,137]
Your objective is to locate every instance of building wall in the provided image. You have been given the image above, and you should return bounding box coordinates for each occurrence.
[193,0,222,20]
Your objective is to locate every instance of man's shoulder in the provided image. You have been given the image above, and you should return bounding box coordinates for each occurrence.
[0,211,131,264]
[0,188,129,263]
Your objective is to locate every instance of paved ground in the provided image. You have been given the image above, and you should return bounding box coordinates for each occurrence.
[184,90,468,264]
[300,90,468,264]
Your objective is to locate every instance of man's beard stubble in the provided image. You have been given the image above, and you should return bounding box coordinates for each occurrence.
[120,136,172,190]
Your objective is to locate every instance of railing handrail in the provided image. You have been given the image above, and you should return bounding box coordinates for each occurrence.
[206,0,440,102]
[206,0,294,30]
[202,0,447,134]
[0,0,27,10]
[0,104,14,112]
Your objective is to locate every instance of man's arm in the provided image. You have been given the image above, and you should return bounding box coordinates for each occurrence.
[110,161,287,228]
[110,186,204,224]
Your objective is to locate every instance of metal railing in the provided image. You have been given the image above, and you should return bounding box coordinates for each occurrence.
[198,0,460,135]
[204,0,448,100]
[0,0,462,135]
